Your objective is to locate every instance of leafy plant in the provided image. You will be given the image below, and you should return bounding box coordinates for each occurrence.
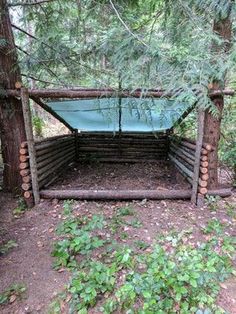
[32,115,44,137]
[69,261,116,312]
[117,206,134,216]
[0,283,26,305]
[13,198,27,216]
[52,214,106,269]
[205,195,221,212]
[103,238,234,313]
[225,202,236,219]
[127,217,142,228]
[202,219,225,235]
[134,240,150,250]
[0,240,18,255]
[63,199,74,216]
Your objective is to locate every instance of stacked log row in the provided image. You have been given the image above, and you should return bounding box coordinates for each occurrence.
[169,137,213,196]
[77,132,169,162]
[19,134,76,200]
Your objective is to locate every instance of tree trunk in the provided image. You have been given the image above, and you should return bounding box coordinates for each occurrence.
[203,12,232,188]
[0,0,26,192]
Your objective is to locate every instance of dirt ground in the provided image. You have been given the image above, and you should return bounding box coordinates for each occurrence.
[0,189,235,313]
[50,161,189,191]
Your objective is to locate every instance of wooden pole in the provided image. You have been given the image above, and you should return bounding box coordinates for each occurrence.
[74,129,79,161]
[6,88,235,99]
[21,88,40,204]
[31,96,74,132]
[40,189,192,200]
[191,110,205,204]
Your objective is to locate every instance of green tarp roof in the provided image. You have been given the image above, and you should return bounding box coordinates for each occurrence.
[47,98,190,132]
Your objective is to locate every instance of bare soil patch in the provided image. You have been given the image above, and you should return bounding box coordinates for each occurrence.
[50,161,189,191]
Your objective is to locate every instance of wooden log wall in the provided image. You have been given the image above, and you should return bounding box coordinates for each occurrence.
[169,136,213,198]
[77,132,169,162]
[19,134,76,200]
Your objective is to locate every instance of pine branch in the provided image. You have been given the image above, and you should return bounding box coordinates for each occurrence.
[109,0,149,48]
[9,0,57,7]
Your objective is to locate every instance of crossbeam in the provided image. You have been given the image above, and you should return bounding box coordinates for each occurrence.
[5,88,235,99]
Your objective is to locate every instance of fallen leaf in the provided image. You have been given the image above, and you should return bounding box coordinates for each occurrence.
[9,295,17,303]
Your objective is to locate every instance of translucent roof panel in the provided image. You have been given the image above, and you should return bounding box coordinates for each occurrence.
[47,98,190,132]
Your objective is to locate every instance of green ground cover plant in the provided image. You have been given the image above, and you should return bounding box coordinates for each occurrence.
[51,201,235,314]
[0,284,26,305]
[0,240,18,255]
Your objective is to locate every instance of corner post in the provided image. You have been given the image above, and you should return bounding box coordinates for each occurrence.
[191,109,205,205]
[21,87,40,205]
[74,129,79,161]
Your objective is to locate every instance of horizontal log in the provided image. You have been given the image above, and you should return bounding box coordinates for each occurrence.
[179,140,208,155]
[35,137,74,151]
[78,154,167,160]
[169,146,194,167]
[40,189,192,200]
[172,139,208,156]
[172,157,207,188]
[6,88,235,99]
[174,163,192,186]
[79,158,161,163]
[201,173,209,181]
[38,149,75,177]
[207,188,232,198]
[20,141,28,148]
[201,156,208,162]
[170,143,195,160]
[36,142,75,160]
[78,137,168,142]
[22,176,31,183]
[37,146,75,170]
[24,191,32,199]
[201,161,209,168]
[80,131,167,136]
[19,148,28,155]
[19,162,29,170]
[77,141,168,147]
[39,172,61,189]
[19,155,29,162]
[21,183,31,191]
[200,167,208,174]
[169,153,193,178]
[199,180,208,188]
[35,134,73,144]
[20,169,30,177]
[181,137,213,151]
[38,151,75,182]
[199,187,208,195]
[78,147,168,154]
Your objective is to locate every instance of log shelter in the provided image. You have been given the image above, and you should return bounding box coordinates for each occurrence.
[6,87,234,206]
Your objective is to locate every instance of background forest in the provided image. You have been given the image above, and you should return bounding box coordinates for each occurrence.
[7,0,236,183]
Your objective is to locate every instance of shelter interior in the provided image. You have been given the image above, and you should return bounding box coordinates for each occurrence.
[17,92,216,204]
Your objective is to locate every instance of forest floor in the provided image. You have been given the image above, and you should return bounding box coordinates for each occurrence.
[0,190,235,313]
[50,161,189,191]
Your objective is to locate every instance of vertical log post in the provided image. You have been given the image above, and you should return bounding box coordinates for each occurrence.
[74,129,79,161]
[191,109,205,205]
[21,88,40,205]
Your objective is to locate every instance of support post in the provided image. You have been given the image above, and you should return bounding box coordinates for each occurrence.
[191,109,205,204]
[74,129,79,161]
[21,87,40,204]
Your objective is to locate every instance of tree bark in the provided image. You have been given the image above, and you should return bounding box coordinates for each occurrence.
[0,0,26,192]
[203,11,232,188]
